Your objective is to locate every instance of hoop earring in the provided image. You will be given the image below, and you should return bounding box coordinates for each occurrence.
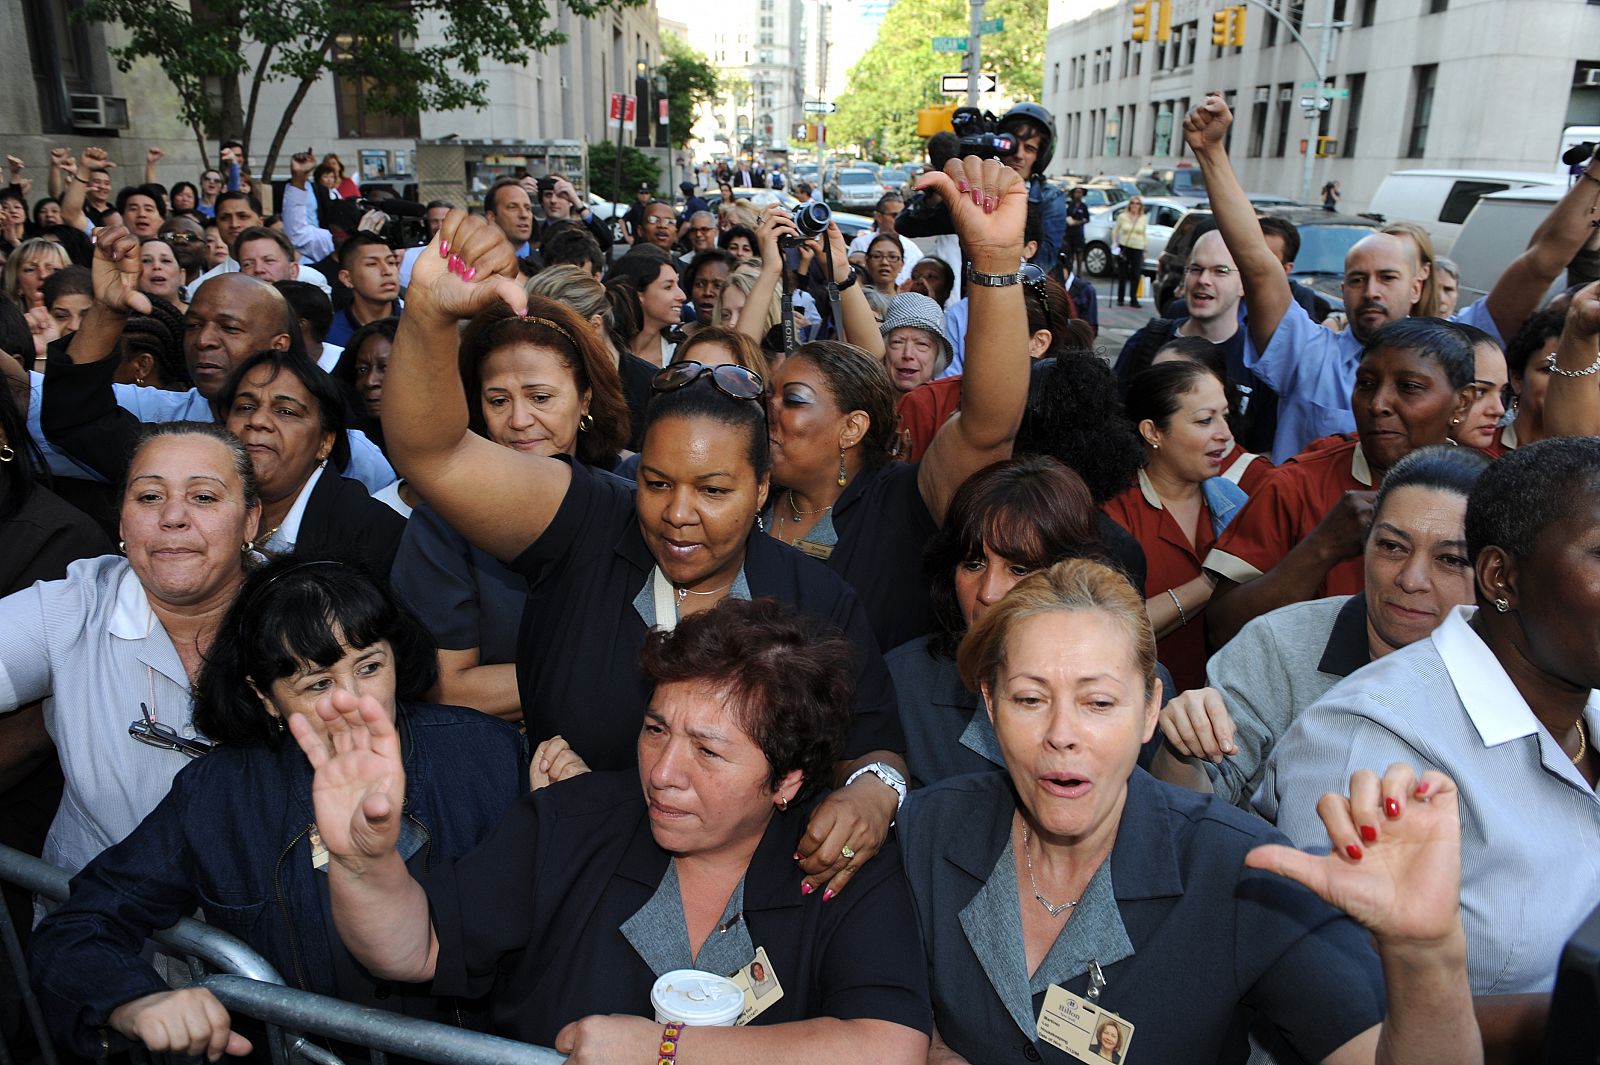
[118,539,126,553]
[579,413,595,432]
[0,444,13,463]
[837,447,848,488]
[1494,598,1509,613]
[776,796,789,811]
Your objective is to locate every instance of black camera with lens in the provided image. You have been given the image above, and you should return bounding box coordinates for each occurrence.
[950,107,1018,161]
[1563,141,1599,168]
[782,202,832,248]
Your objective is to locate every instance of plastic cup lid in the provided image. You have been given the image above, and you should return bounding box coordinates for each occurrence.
[650,970,745,1024]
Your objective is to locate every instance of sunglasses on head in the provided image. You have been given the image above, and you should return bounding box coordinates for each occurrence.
[1020,262,1051,326]
[652,361,764,401]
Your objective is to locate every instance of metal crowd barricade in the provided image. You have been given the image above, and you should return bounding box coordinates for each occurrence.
[0,844,564,1065]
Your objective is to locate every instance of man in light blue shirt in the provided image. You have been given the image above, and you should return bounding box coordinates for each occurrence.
[1184,93,1600,462]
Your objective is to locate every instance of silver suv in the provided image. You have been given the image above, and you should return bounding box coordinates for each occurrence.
[826,168,886,210]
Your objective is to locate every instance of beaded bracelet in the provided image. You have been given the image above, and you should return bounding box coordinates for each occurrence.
[656,1021,684,1065]
[1168,587,1188,626]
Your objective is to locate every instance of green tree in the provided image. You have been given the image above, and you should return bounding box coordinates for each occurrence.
[659,32,723,151]
[588,141,662,201]
[83,0,642,181]
[830,0,1046,160]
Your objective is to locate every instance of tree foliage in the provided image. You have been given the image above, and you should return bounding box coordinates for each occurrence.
[830,0,1047,160]
[588,141,662,201]
[659,32,723,152]
[85,0,642,180]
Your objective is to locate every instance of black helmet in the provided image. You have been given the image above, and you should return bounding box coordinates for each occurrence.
[1000,102,1057,176]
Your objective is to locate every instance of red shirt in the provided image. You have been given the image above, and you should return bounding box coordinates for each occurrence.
[896,377,964,463]
[1203,435,1372,598]
[1101,470,1218,691]
[1220,443,1274,497]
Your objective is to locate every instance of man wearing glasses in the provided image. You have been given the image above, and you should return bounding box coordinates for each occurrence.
[1112,230,1280,456]
[677,211,718,268]
[847,192,922,284]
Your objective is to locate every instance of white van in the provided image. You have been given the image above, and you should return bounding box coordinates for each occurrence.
[1448,186,1564,306]
[1365,169,1563,255]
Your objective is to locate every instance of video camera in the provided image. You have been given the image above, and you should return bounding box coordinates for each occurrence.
[950,107,1018,161]
[325,195,430,248]
[1563,141,1599,168]
[781,202,831,248]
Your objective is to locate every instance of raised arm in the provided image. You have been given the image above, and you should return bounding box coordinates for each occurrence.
[1183,95,1292,353]
[289,690,439,982]
[143,147,163,186]
[281,150,335,263]
[57,149,97,234]
[41,227,152,480]
[1542,280,1600,437]
[1249,766,1480,1065]
[1483,151,1600,340]
[736,204,800,344]
[917,156,1029,523]
[380,209,572,562]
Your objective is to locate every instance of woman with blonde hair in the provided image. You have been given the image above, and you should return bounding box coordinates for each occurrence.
[3,238,71,309]
[1380,221,1440,318]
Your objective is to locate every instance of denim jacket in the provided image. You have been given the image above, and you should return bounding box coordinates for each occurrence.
[28,702,525,1058]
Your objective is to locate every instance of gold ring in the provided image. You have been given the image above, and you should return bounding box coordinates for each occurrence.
[840,845,856,860]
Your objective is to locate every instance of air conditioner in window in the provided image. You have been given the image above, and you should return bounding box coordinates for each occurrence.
[1278,87,1293,102]
[559,75,570,89]
[68,93,130,130]
[1576,68,1600,88]
[1254,86,1270,102]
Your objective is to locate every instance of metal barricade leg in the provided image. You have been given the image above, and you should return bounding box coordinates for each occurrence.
[0,889,58,1065]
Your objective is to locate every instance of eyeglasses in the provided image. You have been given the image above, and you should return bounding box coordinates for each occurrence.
[163,232,199,245]
[652,361,765,401]
[129,702,214,759]
[1020,262,1051,328]
[867,253,904,264]
[202,175,222,184]
[1184,264,1233,279]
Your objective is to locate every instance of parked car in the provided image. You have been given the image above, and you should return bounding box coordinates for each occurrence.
[1365,168,1562,255]
[1449,185,1566,306]
[1055,180,1130,209]
[1081,197,1188,277]
[1149,206,1382,314]
[1134,165,1210,206]
[879,167,917,191]
[826,168,887,210]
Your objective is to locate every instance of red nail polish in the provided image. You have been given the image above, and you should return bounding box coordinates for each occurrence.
[1359,825,1377,843]
[1384,797,1400,818]
[1345,844,1363,861]
[800,882,813,895]
[1413,781,1429,796]
[793,852,803,861]
[822,887,835,901]
[958,181,969,194]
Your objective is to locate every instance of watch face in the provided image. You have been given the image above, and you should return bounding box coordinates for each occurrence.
[877,763,906,786]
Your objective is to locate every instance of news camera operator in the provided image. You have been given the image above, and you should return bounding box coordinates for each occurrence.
[896,103,1067,272]
[282,150,430,278]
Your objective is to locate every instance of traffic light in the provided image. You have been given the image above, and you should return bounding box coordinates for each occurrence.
[1131,0,1150,42]
[1156,0,1171,41]
[1228,5,1246,45]
[916,104,957,137]
[1211,8,1229,45]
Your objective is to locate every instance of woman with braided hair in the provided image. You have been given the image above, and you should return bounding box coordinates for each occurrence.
[115,296,190,391]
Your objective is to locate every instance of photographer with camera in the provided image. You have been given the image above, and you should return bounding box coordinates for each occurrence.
[536,175,614,251]
[896,103,1066,273]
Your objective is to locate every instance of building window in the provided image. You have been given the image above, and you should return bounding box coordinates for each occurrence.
[20,0,108,133]
[1248,89,1268,157]
[333,37,421,139]
[1343,72,1364,156]
[1428,0,1447,11]
[1183,22,1197,65]
[1132,45,1142,76]
[1273,84,1292,157]
[1120,41,1129,77]
[1053,63,1061,94]
[1264,0,1279,46]
[1360,0,1377,27]
[1407,63,1437,158]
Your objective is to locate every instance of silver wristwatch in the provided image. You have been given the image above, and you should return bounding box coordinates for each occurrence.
[845,761,907,811]
[964,262,1024,287]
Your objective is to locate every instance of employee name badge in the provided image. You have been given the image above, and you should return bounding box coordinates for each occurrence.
[1037,984,1136,1064]
[727,946,784,1025]
[308,826,330,871]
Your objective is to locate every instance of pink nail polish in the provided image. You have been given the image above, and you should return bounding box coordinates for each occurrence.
[958,181,969,194]
[462,266,476,282]
[822,887,835,901]
[439,240,450,258]
[800,882,813,895]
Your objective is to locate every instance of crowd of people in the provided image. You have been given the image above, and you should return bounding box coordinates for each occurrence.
[1,89,1598,1065]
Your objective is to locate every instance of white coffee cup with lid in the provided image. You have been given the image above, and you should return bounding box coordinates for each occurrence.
[650,970,745,1027]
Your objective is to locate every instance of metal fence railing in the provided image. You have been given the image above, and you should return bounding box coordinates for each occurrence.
[0,844,564,1065]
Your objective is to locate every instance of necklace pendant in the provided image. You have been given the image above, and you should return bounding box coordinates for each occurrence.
[676,587,686,603]
[1035,892,1076,918]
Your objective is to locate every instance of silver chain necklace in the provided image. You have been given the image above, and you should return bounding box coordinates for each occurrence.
[1022,823,1081,918]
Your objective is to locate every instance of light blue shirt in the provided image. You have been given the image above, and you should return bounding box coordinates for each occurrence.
[1246,297,1502,462]
[941,298,970,378]
[0,557,203,876]
[1255,606,1600,994]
